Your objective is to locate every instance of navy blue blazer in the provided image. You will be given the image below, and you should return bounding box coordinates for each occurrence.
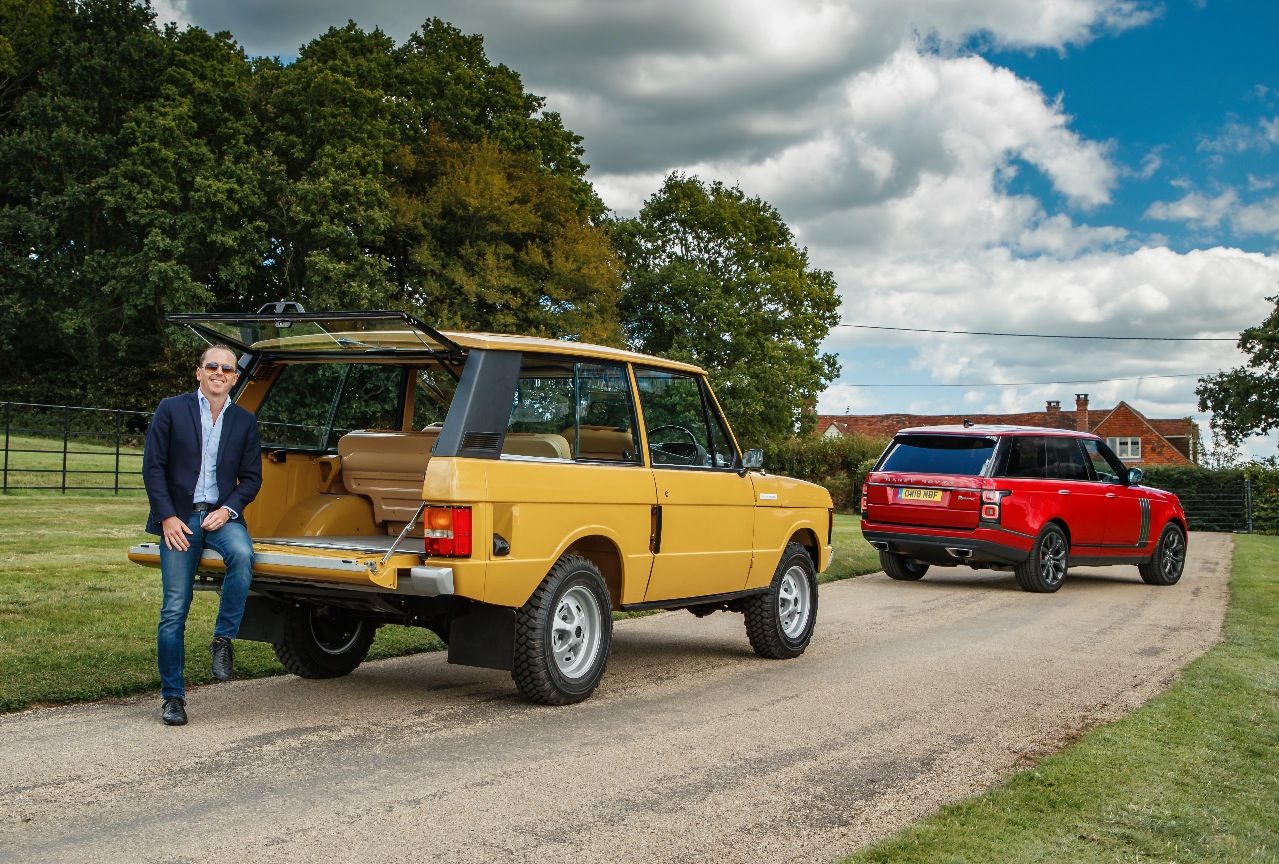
[142,391,263,536]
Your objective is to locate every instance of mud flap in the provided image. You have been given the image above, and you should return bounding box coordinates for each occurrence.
[447,603,515,671]
[235,596,287,644]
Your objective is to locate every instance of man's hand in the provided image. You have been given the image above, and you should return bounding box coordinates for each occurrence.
[161,515,193,551]
[200,506,232,532]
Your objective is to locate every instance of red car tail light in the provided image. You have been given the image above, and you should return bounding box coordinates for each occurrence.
[422,506,472,557]
[860,482,869,513]
[980,490,1011,524]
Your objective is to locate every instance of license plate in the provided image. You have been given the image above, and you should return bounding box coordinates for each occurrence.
[899,487,943,502]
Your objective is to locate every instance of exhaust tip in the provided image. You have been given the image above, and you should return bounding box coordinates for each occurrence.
[869,541,889,551]
[945,547,973,560]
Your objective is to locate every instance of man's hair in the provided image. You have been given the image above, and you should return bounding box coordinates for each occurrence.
[199,344,238,366]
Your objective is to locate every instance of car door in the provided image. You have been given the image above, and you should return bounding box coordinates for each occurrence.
[634,367,755,602]
[1045,436,1107,549]
[1081,439,1146,548]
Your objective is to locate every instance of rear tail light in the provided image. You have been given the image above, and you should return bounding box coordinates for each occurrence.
[980,490,1010,524]
[860,483,869,513]
[422,506,472,557]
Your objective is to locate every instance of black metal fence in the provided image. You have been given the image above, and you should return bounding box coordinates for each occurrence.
[1,401,152,493]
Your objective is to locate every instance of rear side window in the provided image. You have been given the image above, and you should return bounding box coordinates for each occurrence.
[879,435,997,476]
[505,356,640,462]
[1000,436,1047,478]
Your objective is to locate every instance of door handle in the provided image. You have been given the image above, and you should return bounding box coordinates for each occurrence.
[1106,493,1117,499]
[1058,489,1070,495]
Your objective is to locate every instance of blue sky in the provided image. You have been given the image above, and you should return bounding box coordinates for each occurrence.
[164,0,1279,456]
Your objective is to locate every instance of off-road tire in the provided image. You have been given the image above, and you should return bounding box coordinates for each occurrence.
[1139,524,1186,586]
[272,604,375,678]
[744,542,818,659]
[880,551,929,581]
[1014,523,1069,593]
[512,554,612,706]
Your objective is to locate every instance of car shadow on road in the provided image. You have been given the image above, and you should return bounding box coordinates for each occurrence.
[876,566,1152,593]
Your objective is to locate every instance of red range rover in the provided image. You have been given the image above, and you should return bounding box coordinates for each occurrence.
[860,425,1188,593]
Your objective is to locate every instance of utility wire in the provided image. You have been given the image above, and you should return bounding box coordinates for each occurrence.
[840,324,1237,342]
[840,372,1212,388]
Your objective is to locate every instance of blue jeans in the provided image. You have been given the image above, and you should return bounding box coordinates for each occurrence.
[157,515,254,700]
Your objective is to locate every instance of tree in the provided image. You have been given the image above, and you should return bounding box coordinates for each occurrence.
[0,8,620,408]
[1197,294,1279,446]
[615,173,841,445]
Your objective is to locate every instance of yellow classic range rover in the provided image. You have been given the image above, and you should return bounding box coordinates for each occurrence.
[129,308,834,704]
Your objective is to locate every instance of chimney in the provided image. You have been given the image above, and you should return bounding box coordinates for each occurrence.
[1046,400,1061,425]
[1075,393,1089,431]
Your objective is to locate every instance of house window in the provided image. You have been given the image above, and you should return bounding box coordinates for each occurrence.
[1107,437,1142,461]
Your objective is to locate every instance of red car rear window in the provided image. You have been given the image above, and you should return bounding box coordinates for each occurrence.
[880,435,997,476]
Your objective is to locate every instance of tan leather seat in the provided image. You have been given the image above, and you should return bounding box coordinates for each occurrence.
[338,431,439,531]
[502,432,571,459]
[564,425,635,461]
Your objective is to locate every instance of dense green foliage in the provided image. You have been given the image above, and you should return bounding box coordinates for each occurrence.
[766,433,889,511]
[1197,293,1279,445]
[1140,465,1279,534]
[0,1,620,410]
[1,2,842,447]
[615,174,842,446]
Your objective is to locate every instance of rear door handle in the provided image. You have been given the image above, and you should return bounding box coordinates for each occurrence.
[1058,489,1070,495]
[1106,493,1117,498]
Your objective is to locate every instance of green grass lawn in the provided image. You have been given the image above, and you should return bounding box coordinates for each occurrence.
[842,532,1279,864]
[0,497,877,712]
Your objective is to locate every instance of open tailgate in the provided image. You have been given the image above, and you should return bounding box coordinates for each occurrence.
[127,538,425,591]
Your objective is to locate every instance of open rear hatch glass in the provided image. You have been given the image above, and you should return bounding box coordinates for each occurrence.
[166,310,464,360]
[868,434,997,529]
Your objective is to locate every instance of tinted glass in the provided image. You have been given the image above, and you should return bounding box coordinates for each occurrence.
[880,435,997,476]
[1001,436,1047,478]
[1046,437,1089,481]
[635,369,713,467]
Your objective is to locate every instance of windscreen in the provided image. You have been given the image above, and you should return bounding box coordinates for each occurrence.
[879,435,997,476]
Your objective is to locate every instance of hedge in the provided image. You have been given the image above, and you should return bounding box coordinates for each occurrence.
[765,434,890,512]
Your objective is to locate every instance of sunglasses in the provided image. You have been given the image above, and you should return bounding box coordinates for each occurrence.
[202,362,238,374]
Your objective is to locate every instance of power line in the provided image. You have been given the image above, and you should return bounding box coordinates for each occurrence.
[839,324,1237,342]
[839,372,1212,388]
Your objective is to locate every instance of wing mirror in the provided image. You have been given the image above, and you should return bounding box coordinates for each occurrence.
[1126,467,1143,486]
[742,449,765,471]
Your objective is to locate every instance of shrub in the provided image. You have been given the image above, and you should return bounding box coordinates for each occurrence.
[765,434,890,511]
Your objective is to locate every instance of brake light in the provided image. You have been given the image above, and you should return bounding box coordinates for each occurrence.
[422,506,472,557]
[860,483,869,513]
[980,490,1010,523]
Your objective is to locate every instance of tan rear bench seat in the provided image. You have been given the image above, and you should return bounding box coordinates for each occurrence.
[338,431,438,531]
[338,430,571,535]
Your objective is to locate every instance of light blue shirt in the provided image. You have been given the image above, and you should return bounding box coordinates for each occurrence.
[193,391,237,519]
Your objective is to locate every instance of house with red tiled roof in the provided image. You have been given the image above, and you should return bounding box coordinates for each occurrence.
[816,394,1200,466]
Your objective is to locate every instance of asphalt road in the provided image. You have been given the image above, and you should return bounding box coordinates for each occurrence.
[0,533,1231,864]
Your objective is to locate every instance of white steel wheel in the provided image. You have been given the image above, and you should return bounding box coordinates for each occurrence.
[744,542,819,659]
[513,554,613,705]
[552,585,604,680]
[777,564,813,640]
